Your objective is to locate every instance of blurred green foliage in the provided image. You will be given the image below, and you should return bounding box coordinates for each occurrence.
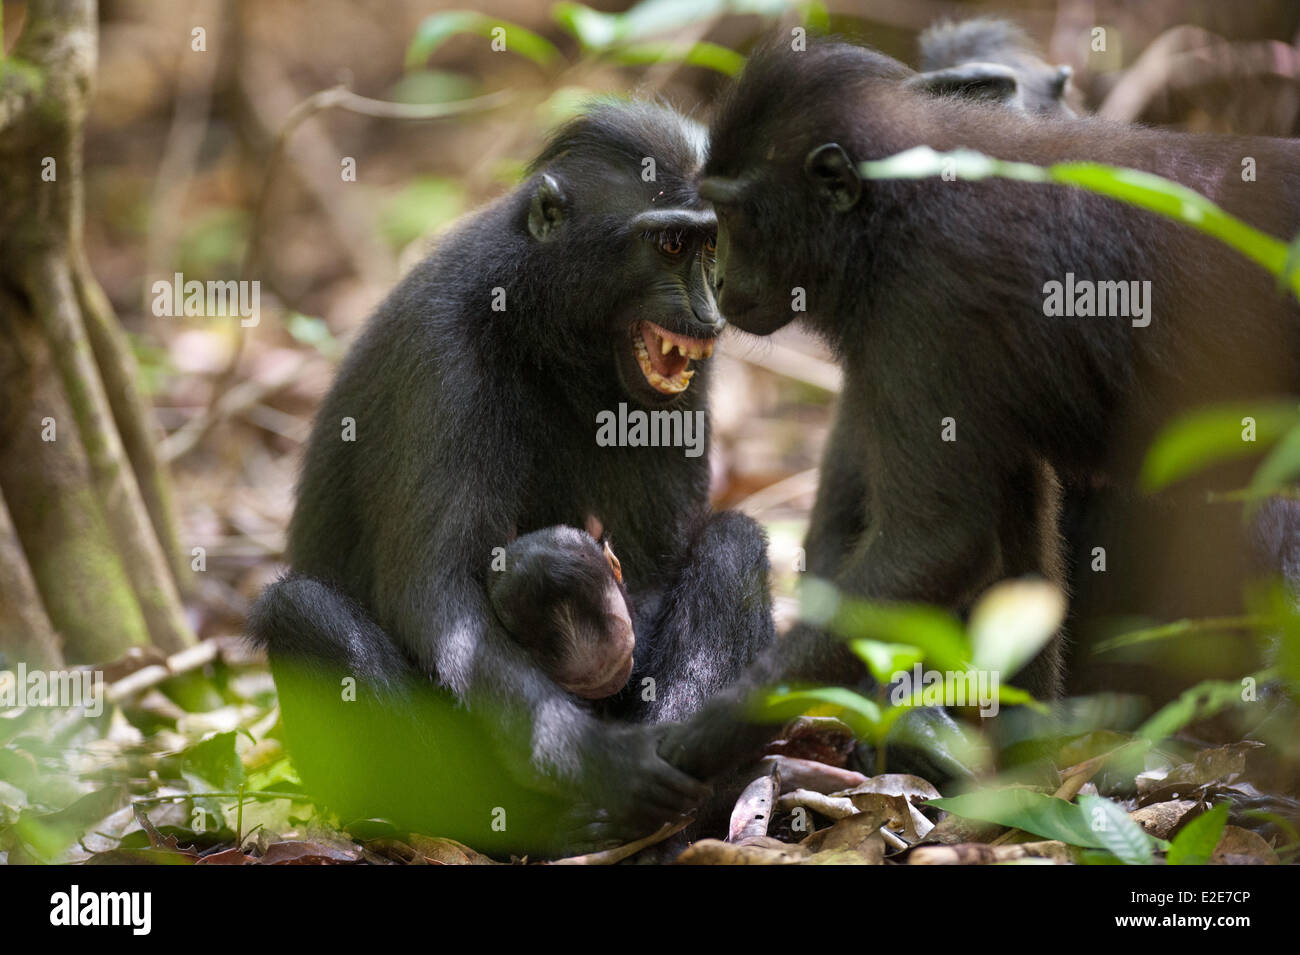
[407,0,829,79]
[757,578,1059,746]
[378,175,465,249]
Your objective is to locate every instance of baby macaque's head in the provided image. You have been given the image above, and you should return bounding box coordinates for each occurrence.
[489,526,635,699]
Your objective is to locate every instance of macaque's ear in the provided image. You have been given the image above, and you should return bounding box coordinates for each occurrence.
[602,540,622,584]
[905,62,1022,108]
[803,143,861,212]
[528,173,567,240]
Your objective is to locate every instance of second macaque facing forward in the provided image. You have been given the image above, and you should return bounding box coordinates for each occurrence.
[489,526,636,700]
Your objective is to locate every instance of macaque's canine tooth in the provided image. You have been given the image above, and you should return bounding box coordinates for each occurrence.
[661,336,674,356]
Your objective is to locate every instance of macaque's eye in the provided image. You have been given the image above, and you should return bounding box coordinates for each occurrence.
[704,235,717,255]
[659,232,684,255]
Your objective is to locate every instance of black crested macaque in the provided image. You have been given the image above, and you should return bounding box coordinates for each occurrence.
[248,102,776,855]
[662,39,1300,781]
[913,17,1076,115]
[489,526,635,700]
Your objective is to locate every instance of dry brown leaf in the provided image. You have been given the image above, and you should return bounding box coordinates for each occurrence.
[802,809,887,859]
[404,833,499,865]
[759,755,867,794]
[676,838,807,865]
[908,840,1072,865]
[729,772,780,842]
[763,716,857,767]
[1212,825,1279,865]
[1129,800,1198,840]
[775,789,857,820]
[259,840,362,865]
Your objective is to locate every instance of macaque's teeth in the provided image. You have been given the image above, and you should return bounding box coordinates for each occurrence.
[661,335,674,356]
[702,341,714,359]
[648,368,691,393]
[676,343,688,359]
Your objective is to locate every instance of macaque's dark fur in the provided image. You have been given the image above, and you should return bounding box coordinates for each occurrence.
[248,102,775,854]
[666,39,1300,780]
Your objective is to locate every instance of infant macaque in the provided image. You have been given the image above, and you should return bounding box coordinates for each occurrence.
[489,526,635,699]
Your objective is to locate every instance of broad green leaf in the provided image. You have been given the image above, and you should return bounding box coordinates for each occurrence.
[849,639,923,685]
[816,591,970,672]
[1079,794,1154,865]
[181,731,246,792]
[1167,802,1229,865]
[927,789,1107,848]
[889,671,1036,713]
[1140,401,1300,492]
[407,11,562,70]
[968,579,1065,679]
[761,686,882,740]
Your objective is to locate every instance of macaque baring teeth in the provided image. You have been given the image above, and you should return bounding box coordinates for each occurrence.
[630,320,717,394]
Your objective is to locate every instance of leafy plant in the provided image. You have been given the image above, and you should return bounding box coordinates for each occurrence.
[756,578,1062,747]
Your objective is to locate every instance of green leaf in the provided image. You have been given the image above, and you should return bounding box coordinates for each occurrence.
[607,41,745,76]
[407,11,562,70]
[1078,794,1154,865]
[1140,401,1300,492]
[859,148,1300,301]
[760,686,882,740]
[820,592,971,672]
[990,683,1039,708]
[1137,676,1260,741]
[850,639,923,685]
[927,789,1108,848]
[555,0,737,51]
[552,2,621,49]
[801,0,831,31]
[1167,802,1229,865]
[968,579,1065,680]
[1249,422,1300,497]
[181,731,246,792]
[619,0,728,41]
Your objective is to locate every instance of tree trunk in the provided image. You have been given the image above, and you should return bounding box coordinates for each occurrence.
[0,0,194,663]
